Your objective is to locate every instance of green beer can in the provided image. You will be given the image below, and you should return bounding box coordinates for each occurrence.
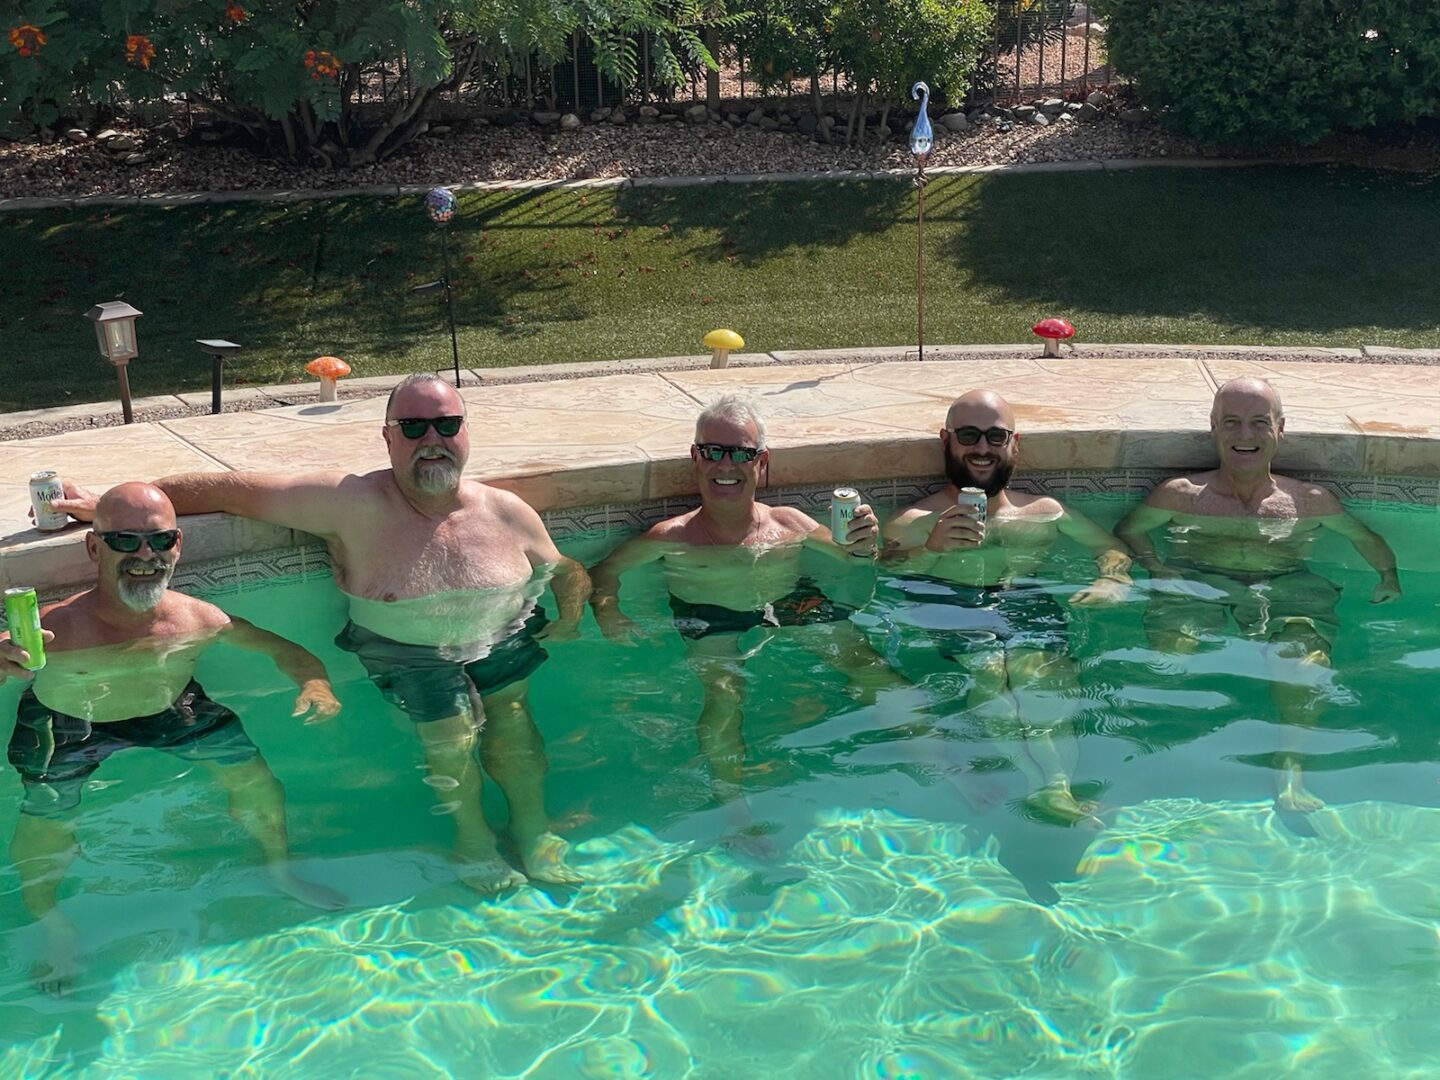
[3,587,46,671]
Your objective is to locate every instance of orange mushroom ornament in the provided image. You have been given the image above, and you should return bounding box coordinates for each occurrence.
[305,355,351,401]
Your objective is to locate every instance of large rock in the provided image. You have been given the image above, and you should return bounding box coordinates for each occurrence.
[532,111,561,126]
[560,113,582,130]
[759,116,780,131]
[1031,112,1050,127]
[1012,105,1037,122]
[1035,97,1066,114]
[607,107,627,125]
[1077,103,1101,121]
[796,114,818,135]
[746,107,765,126]
[104,135,139,152]
[64,128,88,143]
[590,107,609,122]
[1119,106,1152,123]
[1087,89,1114,107]
[639,105,660,118]
[684,104,709,123]
[940,112,969,133]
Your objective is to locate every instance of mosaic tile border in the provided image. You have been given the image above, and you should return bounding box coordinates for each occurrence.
[16,467,1433,606]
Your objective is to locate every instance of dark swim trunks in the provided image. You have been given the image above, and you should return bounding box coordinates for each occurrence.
[669,579,853,641]
[7,680,259,818]
[1145,560,1341,647]
[887,576,1070,658]
[335,607,549,725]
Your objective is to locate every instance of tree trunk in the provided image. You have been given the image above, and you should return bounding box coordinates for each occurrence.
[705,26,720,109]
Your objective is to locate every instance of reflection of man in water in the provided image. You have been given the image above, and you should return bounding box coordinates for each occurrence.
[590,394,905,856]
[54,374,589,894]
[882,390,1131,827]
[0,484,343,997]
[1117,377,1400,813]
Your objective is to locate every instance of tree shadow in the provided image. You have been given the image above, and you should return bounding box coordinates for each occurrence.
[942,165,1440,334]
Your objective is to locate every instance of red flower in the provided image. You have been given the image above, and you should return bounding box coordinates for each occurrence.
[125,34,155,69]
[225,3,246,24]
[302,48,340,81]
[8,24,46,57]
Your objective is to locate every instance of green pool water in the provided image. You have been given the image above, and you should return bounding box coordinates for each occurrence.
[1,495,1438,1077]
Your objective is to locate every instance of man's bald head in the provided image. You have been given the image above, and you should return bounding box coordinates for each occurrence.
[1211,377,1283,426]
[94,482,178,532]
[946,390,1016,432]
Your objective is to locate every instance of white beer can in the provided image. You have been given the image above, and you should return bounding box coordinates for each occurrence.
[957,486,987,525]
[29,471,67,532]
[831,487,862,544]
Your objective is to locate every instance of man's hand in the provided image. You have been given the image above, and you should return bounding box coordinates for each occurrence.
[1372,571,1401,604]
[0,630,53,682]
[842,504,879,557]
[536,618,582,644]
[925,504,985,553]
[1070,576,1129,606]
[292,679,340,723]
[594,609,646,647]
[29,481,98,526]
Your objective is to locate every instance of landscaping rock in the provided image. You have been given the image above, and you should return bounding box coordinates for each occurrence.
[1035,97,1066,114]
[1012,105,1037,122]
[1078,103,1101,122]
[608,107,627,125]
[658,113,677,122]
[64,129,88,143]
[105,135,140,152]
[123,152,149,166]
[746,107,765,126]
[797,115,818,135]
[430,125,452,136]
[560,113,582,130]
[590,108,610,122]
[1057,112,1074,123]
[684,104,709,123]
[1119,106,1152,124]
[1087,90,1114,107]
[940,112,969,133]
[95,128,121,143]
[1031,113,1050,127]
[532,111,561,126]
[639,105,660,118]
[759,116,780,131]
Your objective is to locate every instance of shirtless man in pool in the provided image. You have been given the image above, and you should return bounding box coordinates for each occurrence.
[589,394,905,855]
[0,483,343,996]
[882,390,1132,826]
[52,374,589,894]
[1117,377,1400,813]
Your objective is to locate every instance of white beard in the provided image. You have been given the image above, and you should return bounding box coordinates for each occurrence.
[116,563,172,611]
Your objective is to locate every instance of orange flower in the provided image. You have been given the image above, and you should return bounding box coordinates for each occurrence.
[8,24,46,57]
[302,48,340,80]
[125,34,155,69]
[225,3,246,24]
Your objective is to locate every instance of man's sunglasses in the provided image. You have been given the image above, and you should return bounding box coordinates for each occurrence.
[951,426,1015,447]
[694,443,762,464]
[386,416,464,439]
[98,529,180,554]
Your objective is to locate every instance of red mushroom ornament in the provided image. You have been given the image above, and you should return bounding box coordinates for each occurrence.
[1032,318,1075,358]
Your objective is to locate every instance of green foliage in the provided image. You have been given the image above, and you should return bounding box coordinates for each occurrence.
[1095,0,1440,146]
[0,0,725,163]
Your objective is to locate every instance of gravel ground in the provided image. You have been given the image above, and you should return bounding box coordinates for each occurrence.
[3,346,1433,442]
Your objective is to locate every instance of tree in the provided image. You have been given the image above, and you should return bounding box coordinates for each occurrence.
[2,0,731,166]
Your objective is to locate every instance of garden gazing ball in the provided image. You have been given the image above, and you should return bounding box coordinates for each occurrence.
[425,187,457,225]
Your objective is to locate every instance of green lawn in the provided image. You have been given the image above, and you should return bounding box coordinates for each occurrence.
[4,165,1439,412]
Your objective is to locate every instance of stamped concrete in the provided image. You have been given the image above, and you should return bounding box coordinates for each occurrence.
[3,351,1439,592]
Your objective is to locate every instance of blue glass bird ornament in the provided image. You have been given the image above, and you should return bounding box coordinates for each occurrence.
[910,81,933,158]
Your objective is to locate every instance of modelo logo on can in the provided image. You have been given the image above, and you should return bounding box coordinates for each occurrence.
[831,487,861,543]
[30,471,68,532]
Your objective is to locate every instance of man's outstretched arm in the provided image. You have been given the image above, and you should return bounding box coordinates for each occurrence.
[222,616,340,721]
[1318,512,1401,602]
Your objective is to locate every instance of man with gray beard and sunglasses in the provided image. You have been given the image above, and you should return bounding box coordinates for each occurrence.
[881,390,1132,828]
[49,373,589,895]
[0,483,344,997]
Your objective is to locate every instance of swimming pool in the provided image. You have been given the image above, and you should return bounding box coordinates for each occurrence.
[1,490,1438,1077]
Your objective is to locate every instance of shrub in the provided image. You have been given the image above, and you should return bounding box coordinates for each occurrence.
[1095,0,1440,146]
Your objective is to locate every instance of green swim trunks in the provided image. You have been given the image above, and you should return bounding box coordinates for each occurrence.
[1145,561,1341,647]
[7,681,260,817]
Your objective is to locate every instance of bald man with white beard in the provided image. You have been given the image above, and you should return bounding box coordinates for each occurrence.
[1,483,343,996]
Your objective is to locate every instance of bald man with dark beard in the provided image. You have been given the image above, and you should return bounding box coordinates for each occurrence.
[0,483,343,997]
[1117,377,1400,815]
[882,390,1132,826]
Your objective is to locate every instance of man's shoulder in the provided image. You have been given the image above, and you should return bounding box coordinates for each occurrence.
[1147,472,1215,508]
[894,490,952,519]
[766,503,821,532]
[162,591,232,630]
[1273,474,1342,513]
[1002,491,1065,517]
[643,511,699,543]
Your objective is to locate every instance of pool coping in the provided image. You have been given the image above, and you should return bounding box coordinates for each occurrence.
[3,348,1439,596]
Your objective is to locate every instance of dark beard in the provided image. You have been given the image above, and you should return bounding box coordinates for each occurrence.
[945,448,1014,497]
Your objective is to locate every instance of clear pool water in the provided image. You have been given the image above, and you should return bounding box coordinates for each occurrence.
[1,495,1438,1077]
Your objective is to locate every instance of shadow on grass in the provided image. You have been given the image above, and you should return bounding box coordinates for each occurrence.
[943,165,1440,335]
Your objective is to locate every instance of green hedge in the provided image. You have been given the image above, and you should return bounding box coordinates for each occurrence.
[1096,0,1440,146]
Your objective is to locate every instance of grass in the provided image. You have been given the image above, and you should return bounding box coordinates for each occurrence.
[3,164,1440,412]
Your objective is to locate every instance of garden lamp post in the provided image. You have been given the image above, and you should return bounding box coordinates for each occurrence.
[84,300,143,423]
[411,186,462,389]
[910,81,934,362]
[196,338,242,414]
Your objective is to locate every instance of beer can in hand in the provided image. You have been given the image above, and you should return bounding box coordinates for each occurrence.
[29,471,67,532]
[957,486,987,525]
[3,587,46,671]
[831,487,862,544]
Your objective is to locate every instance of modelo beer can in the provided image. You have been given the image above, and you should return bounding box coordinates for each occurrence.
[29,471,67,532]
[3,587,46,671]
[831,487,862,544]
[957,486,987,524]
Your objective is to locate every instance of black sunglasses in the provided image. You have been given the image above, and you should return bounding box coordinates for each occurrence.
[694,443,762,464]
[952,426,1014,447]
[98,529,180,554]
[387,416,464,439]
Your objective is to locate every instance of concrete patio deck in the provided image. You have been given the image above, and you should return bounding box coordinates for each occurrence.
[3,349,1439,593]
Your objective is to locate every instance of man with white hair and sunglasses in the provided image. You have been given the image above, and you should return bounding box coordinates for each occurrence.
[1,483,343,996]
[590,393,906,856]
